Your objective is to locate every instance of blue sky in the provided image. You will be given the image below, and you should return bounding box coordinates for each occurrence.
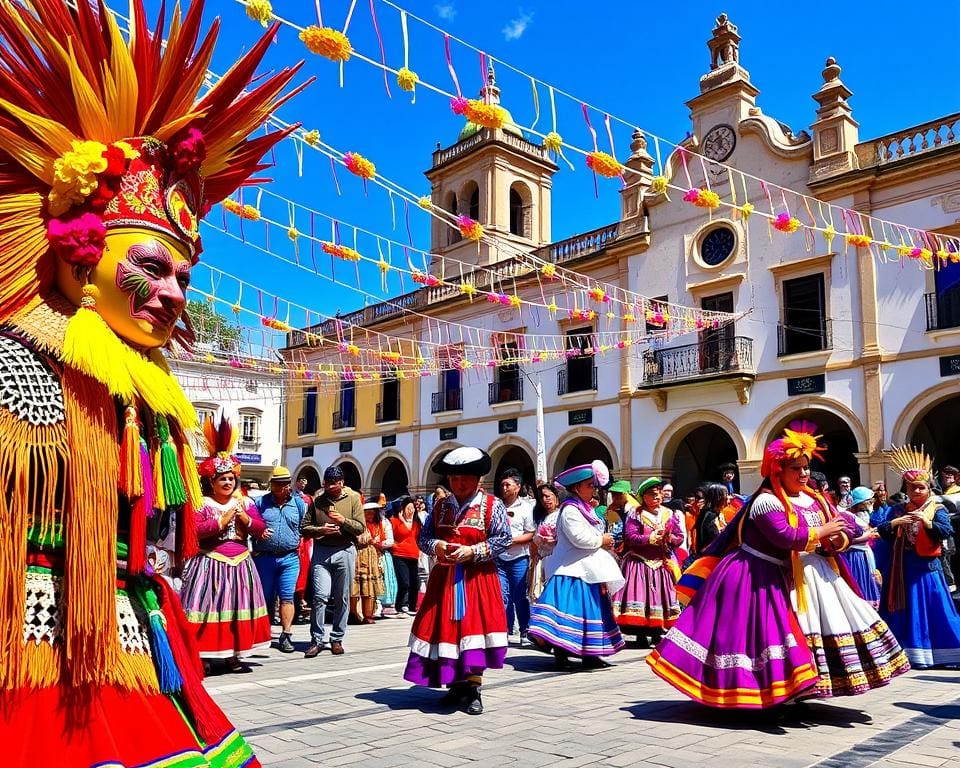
[132,0,959,341]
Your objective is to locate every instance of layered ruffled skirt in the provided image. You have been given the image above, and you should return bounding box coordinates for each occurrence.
[792,552,909,697]
[529,575,624,657]
[180,551,272,659]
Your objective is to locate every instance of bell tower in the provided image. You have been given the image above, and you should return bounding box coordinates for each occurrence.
[426,63,558,272]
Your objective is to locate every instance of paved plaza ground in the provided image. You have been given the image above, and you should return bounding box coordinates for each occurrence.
[210,618,960,768]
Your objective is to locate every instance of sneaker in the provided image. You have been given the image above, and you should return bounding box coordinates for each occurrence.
[304,643,323,658]
[330,641,345,655]
[278,633,295,654]
[519,632,530,647]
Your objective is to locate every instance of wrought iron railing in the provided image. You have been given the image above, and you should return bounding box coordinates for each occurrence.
[332,410,355,430]
[641,336,754,385]
[488,377,524,404]
[297,415,316,435]
[557,365,598,395]
[925,291,960,331]
[375,400,401,423]
[777,319,832,357]
[431,389,462,413]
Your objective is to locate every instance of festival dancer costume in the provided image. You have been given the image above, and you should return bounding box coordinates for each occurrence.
[528,462,625,662]
[612,477,683,632]
[0,2,303,764]
[180,418,272,663]
[649,423,908,708]
[404,448,511,702]
[876,447,960,668]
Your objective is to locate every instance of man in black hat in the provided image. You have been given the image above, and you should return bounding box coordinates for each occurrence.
[301,465,364,656]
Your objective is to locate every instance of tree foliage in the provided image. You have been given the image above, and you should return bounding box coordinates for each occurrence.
[186,299,241,353]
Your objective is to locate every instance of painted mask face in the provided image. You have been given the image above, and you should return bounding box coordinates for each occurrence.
[57,228,191,349]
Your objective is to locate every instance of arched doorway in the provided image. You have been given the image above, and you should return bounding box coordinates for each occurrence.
[910,395,960,470]
[552,434,615,478]
[666,424,739,496]
[368,454,410,501]
[491,444,535,491]
[767,409,860,487]
[295,464,321,495]
[337,459,363,493]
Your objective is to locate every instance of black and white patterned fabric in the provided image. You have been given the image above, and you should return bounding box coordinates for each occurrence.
[0,333,63,426]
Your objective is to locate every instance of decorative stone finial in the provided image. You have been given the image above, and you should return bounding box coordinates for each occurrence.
[629,128,651,159]
[822,56,841,83]
[709,13,740,70]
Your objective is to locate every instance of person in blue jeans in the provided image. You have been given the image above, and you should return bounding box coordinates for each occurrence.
[496,468,536,643]
[254,466,307,653]
[300,465,365,657]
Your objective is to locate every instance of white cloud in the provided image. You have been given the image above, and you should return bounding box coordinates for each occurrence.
[435,3,457,20]
[502,10,533,41]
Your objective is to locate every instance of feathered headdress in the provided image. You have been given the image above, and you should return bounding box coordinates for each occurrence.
[0,0,308,324]
[197,416,241,479]
[761,420,826,477]
[888,445,933,484]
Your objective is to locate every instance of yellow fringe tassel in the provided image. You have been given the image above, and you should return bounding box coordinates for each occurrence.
[61,302,196,427]
[22,640,159,693]
[62,366,120,687]
[0,409,67,690]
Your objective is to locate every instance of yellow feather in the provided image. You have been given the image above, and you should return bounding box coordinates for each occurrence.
[0,98,77,156]
[0,125,55,184]
[101,12,139,138]
[66,39,112,143]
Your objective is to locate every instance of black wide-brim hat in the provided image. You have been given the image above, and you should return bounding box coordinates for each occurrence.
[431,446,492,477]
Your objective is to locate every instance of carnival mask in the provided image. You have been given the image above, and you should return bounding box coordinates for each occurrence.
[56,228,191,349]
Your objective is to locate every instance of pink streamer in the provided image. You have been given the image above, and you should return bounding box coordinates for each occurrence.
[479,52,487,101]
[581,103,599,151]
[444,34,462,97]
[369,0,391,97]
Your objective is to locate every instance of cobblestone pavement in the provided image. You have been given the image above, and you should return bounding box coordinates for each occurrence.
[210,618,960,768]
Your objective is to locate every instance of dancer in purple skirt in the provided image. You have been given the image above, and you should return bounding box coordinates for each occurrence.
[648,422,909,708]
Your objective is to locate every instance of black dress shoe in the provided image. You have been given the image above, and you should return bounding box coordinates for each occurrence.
[304,643,322,658]
[581,656,612,670]
[439,683,469,706]
[466,687,483,715]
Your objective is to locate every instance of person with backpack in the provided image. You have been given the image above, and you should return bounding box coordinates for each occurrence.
[254,466,308,654]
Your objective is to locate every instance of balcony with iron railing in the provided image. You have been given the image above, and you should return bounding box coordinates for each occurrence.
[375,399,401,423]
[777,319,833,357]
[638,336,755,388]
[431,389,463,414]
[488,377,524,405]
[332,410,355,430]
[297,415,316,435]
[925,291,960,331]
[558,364,598,395]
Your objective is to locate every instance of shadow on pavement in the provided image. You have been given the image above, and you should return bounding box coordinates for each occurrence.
[892,700,960,719]
[622,699,872,735]
[908,674,960,685]
[354,686,452,714]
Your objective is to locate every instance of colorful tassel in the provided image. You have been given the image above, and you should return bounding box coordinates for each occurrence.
[140,438,155,517]
[153,576,231,741]
[118,405,144,498]
[156,415,187,506]
[133,582,182,694]
[451,563,466,620]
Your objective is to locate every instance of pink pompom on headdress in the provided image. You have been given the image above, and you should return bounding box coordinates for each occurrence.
[197,415,242,479]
